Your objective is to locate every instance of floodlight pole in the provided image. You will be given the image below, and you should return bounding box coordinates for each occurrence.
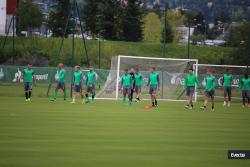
[163,4,167,58]
[187,18,191,59]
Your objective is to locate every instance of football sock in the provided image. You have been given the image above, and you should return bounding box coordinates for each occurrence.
[155,100,158,106]
[63,91,66,100]
[122,96,126,103]
[54,89,58,99]
[25,92,28,99]
[152,102,155,106]
[28,91,31,98]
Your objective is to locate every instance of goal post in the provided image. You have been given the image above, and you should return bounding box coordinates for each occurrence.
[194,64,248,100]
[96,55,199,101]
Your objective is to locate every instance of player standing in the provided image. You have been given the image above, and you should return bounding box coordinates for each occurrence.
[85,66,97,103]
[238,74,250,108]
[50,63,66,101]
[134,69,143,102]
[120,69,132,105]
[222,69,233,107]
[21,63,35,102]
[71,65,84,104]
[147,67,160,107]
[184,68,199,109]
[129,68,135,101]
[200,70,216,111]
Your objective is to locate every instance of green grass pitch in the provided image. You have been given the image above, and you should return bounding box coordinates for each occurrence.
[0,86,250,167]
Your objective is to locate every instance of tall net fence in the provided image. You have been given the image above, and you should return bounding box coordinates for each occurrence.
[194,64,248,100]
[0,65,110,97]
[97,56,198,101]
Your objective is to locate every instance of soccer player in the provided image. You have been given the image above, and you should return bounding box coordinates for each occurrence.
[85,66,97,103]
[134,69,143,102]
[184,68,199,109]
[222,69,233,107]
[120,69,132,105]
[238,74,250,108]
[200,69,216,111]
[71,65,84,104]
[21,63,35,102]
[51,63,66,101]
[147,67,160,107]
[129,68,135,101]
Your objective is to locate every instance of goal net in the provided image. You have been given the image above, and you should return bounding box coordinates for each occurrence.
[96,55,198,101]
[194,64,248,100]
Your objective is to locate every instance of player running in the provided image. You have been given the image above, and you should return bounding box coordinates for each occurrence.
[21,63,35,102]
[238,74,250,108]
[120,69,132,105]
[200,70,216,111]
[71,65,84,104]
[222,69,233,107]
[147,67,160,107]
[50,63,66,101]
[134,69,144,102]
[85,66,97,103]
[184,68,199,109]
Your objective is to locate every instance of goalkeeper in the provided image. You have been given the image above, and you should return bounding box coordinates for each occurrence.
[120,69,132,105]
[238,74,250,108]
[184,68,199,109]
[71,65,84,104]
[147,67,160,107]
[85,66,97,103]
[200,69,216,111]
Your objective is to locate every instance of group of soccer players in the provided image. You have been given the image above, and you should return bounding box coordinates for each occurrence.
[21,63,97,104]
[184,68,250,111]
[120,67,160,107]
[21,63,250,110]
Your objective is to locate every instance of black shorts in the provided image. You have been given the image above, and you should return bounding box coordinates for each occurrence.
[24,82,32,91]
[57,82,65,90]
[205,90,215,98]
[86,84,95,94]
[123,86,131,95]
[242,90,250,98]
[73,84,82,93]
[186,86,195,97]
[135,86,141,94]
[149,86,157,95]
[224,86,232,97]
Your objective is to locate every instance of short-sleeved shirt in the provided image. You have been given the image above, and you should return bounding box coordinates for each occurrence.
[86,71,96,85]
[58,69,66,82]
[239,78,250,90]
[74,70,83,85]
[134,73,143,86]
[184,74,199,87]
[205,75,216,90]
[148,72,159,86]
[223,74,232,87]
[121,74,132,87]
[23,68,34,83]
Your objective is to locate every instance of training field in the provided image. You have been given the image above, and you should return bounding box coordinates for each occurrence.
[0,85,250,167]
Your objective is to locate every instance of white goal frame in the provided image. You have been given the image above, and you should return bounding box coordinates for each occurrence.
[112,55,199,101]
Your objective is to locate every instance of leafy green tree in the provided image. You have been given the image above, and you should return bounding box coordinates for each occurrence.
[99,0,123,40]
[47,0,72,37]
[18,0,43,35]
[81,0,101,37]
[143,12,163,43]
[120,0,144,41]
